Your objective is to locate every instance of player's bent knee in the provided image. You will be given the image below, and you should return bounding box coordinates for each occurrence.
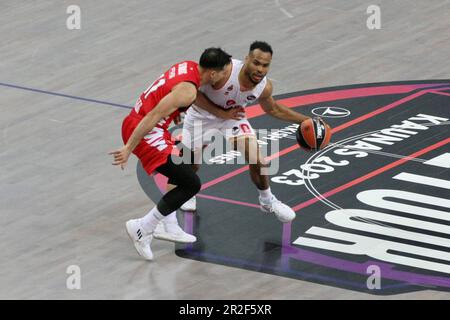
[233,135,258,153]
[191,163,201,172]
[189,174,201,195]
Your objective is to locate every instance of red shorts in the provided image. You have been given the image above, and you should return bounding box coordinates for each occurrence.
[121,114,174,175]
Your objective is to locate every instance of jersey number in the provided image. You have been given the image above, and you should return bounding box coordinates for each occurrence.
[143,75,166,99]
[136,62,189,113]
[135,75,166,113]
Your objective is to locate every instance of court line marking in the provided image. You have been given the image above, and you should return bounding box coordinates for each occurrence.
[0,82,132,110]
[196,194,260,209]
[1,81,447,114]
[430,90,450,97]
[274,0,294,18]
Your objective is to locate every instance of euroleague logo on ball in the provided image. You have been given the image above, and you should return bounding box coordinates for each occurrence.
[296,117,332,151]
[314,118,323,139]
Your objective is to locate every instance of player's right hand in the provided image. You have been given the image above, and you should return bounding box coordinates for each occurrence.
[109,146,132,170]
[222,107,245,120]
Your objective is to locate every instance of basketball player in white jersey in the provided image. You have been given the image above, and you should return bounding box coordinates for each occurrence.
[153,41,310,243]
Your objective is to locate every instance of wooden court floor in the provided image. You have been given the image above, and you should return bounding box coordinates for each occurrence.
[0,0,449,299]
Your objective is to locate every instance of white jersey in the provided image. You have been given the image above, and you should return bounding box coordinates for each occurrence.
[189,59,267,119]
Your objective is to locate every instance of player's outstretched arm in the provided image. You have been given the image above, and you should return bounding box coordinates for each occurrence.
[109,82,197,169]
[195,91,243,120]
[259,79,310,124]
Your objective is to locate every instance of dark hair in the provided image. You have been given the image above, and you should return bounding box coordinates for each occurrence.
[249,41,273,55]
[199,47,232,70]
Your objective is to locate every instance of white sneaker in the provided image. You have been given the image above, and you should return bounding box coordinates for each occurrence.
[259,196,296,223]
[180,196,197,211]
[153,221,197,243]
[125,219,153,260]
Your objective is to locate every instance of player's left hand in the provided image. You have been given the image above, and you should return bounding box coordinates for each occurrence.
[173,113,183,125]
[109,146,131,170]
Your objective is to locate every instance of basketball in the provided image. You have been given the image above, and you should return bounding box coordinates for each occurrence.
[296,117,332,151]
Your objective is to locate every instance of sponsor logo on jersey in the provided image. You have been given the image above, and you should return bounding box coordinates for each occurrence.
[226,99,236,107]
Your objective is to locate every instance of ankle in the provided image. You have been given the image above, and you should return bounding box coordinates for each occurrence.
[258,187,273,202]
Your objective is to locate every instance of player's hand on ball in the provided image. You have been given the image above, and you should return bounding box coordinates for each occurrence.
[109,146,132,170]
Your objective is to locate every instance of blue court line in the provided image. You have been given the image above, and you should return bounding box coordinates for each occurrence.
[0,82,133,110]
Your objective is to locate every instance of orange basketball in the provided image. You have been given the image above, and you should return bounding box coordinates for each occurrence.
[296,117,332,151]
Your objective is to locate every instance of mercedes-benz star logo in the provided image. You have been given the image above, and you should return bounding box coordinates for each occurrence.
[312,107,351,118]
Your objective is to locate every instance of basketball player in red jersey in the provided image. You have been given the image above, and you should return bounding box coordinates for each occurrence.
[109,48,232,260]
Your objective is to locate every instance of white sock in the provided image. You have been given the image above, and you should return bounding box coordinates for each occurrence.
[164,211,178,224]
[258,187,273,203]
[140,206,164,234]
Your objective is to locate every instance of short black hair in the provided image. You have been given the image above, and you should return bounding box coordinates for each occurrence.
[249,41,273,55]
[199,47,232,70]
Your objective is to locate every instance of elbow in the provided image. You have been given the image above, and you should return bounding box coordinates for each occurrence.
[267,107,281,118]
[188,91,197,105]
[183,91,197,107]
[175,89,197,108]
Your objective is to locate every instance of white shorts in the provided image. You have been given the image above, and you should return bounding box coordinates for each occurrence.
[182,105,256,151]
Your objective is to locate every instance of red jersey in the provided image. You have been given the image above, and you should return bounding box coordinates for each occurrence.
[122,60,200,175]
[130,60,201,128]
